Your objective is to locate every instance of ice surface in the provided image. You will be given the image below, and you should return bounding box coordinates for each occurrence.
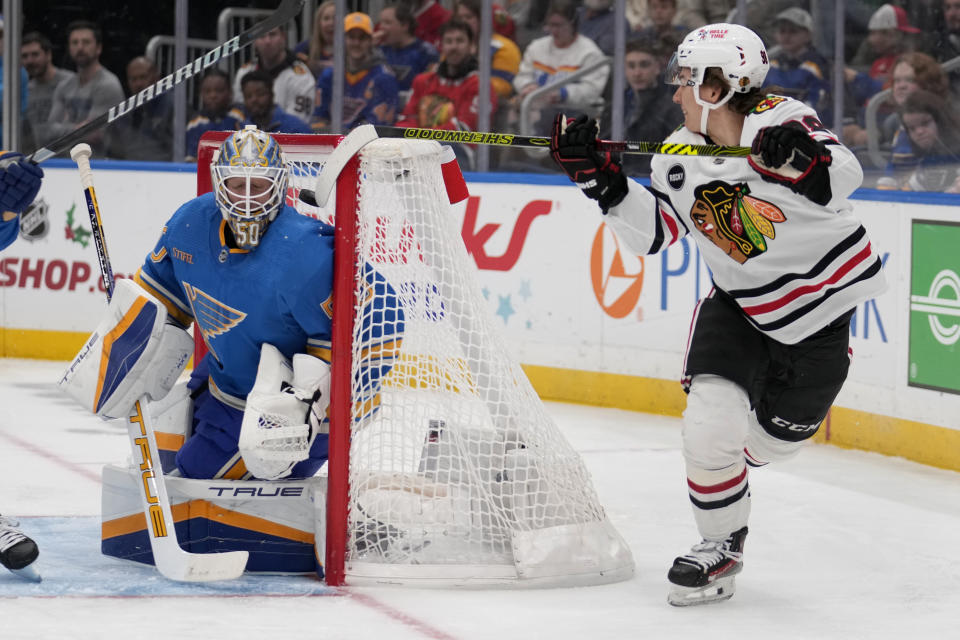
[1,358,958,639]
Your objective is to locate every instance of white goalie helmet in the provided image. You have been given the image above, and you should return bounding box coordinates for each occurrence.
[666,23,769,94]
[210,125,288,250]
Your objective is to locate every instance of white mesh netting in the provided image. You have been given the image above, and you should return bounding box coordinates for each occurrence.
[289,138,633,587]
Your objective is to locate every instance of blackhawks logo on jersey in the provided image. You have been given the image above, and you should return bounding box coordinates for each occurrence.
[690,181,785,264]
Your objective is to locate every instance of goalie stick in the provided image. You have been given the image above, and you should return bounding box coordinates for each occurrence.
[29,0,304,164]
[70,143,249,582]
[300,124,751,207]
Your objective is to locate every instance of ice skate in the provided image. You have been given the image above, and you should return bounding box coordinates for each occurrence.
[667,526,747,606]
[0,514,41,582]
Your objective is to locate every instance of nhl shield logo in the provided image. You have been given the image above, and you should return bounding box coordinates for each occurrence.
[19,198,49,241]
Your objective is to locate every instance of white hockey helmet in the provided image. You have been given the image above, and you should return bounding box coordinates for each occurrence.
[666,23,769,94]
[210,125,288,250]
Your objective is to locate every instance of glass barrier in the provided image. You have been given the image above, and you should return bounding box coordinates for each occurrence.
[8,0,960,193]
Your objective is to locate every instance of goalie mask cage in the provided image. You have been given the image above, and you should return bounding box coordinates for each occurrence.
[196,131,634,587]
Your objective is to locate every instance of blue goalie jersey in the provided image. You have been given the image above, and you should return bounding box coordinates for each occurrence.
[135,192,404,409]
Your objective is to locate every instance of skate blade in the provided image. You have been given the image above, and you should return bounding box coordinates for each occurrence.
[668,576,735,607]
[9,563,42,583]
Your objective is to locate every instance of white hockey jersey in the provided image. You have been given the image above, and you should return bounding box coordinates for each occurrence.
[605,95,887,345]
[234,55,316,124]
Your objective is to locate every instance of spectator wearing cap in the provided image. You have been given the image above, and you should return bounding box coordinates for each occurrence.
[764,8,831,118]
[312,12,399,132]
[851,3,921,82]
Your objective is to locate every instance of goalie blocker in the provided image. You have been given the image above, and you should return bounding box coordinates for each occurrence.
[59,279,192,418]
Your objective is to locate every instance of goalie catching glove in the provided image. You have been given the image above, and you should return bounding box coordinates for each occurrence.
[238,343,330,480]
[551,113,628,212]
[748,122,833,206]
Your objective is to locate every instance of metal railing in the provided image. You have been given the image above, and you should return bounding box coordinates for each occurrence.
[145,36,218,114]
[518,57,612,137]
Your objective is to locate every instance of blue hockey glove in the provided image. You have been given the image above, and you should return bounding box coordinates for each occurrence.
[0,152,44,214]
[551,113,627,212]
[748,123,833,206]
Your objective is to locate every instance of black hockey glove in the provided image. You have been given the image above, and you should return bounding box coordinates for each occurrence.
[748,122,833,206]
[551,113,628,212]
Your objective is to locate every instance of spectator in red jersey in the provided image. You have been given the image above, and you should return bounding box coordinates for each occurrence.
[412,0,452,48]
[397,19,497,169]
[849,4,921,83]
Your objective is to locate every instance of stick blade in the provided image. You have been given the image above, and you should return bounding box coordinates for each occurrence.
[314,124,379,206]
[154,547,249,583]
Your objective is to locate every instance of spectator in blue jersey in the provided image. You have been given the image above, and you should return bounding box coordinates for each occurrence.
[240,70,312,134]
[377,2,438,97]
[312,12,399,132]
[185,69,245,161]
[0,152,43,251]
[295,1,336,78]
[764,9,831,119]
[878,89,960,192]
[880,53,950,166]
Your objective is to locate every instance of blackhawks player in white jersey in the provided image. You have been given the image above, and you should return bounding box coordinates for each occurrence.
[551,24,886,606]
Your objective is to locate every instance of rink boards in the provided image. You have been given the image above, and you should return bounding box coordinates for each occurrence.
[0,159,957,471]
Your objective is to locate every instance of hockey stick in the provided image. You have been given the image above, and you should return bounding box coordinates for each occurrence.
[302,124,750,208]
[373,125,751,157]
[71,144,249,582]
[29,0,304,164]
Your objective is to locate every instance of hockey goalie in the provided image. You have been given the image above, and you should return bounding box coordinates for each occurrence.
[60,126,405,578]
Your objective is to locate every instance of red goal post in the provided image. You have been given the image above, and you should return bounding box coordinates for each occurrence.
[195,131,634,588]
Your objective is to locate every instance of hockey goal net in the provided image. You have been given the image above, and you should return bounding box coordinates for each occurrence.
[196,131,633,587]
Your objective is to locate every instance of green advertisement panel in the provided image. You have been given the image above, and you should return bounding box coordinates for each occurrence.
[909,220,960,393]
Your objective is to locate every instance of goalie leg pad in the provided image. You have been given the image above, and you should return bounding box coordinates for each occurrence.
[59,279,192,419]
[239,343,331,480]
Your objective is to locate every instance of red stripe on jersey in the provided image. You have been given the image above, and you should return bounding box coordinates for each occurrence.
[660,207,679,245]
[687,466,747,494]
[740,243,873,315]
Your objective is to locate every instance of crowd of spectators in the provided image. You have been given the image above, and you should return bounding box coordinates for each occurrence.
[10,1,960,189]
